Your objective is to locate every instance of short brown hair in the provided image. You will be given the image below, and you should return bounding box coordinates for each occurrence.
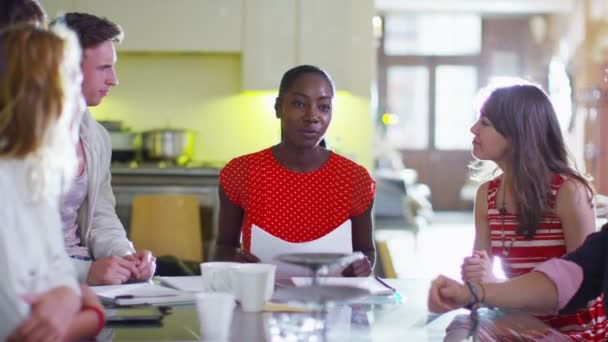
[53,12,123,49]
[0,0,46,30]
[0,25,70,158]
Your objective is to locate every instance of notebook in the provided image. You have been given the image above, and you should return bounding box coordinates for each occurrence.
[91,283,195,306]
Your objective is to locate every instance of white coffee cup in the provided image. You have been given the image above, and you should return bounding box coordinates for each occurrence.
[236,263,276,312]
[200,262,241,295]
[195,292,236,341]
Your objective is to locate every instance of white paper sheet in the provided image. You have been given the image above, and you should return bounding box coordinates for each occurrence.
[158,276,204,293]
[250,221,353,278]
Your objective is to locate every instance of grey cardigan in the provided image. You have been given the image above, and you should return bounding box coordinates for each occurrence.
[71,110,135,282]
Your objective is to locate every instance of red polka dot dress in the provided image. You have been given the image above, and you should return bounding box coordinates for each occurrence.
[220,148,375,252]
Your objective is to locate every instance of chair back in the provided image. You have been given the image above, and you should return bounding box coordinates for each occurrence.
[375,239,397,278]
[130,194,203,262]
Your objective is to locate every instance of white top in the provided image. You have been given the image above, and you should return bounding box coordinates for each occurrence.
[0,159,80,340]
[70,111,135,281]
[61,165,90,258]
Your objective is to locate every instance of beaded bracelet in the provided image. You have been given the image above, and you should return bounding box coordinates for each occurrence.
[465,281,483,310]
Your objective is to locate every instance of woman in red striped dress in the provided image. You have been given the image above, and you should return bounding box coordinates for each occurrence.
[460,81,606,340]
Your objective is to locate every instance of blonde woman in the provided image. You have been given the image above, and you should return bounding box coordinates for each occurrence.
[0,25,104,341]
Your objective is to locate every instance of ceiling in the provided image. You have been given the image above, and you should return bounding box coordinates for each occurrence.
[374,0,577,15]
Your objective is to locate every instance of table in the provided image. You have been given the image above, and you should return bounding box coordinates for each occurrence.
[97,278,562,341]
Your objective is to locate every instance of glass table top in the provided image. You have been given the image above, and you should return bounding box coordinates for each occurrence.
[97,278,563,341]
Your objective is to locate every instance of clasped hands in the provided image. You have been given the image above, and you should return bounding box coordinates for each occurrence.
[87,249,156,285]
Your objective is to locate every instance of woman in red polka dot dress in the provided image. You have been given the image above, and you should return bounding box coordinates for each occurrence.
[215,65,376,277]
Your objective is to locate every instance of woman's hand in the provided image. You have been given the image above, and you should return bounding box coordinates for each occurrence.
[233,249,261,263]
[461,250,495,283]
[8,286,80,342]
[80,284,103,310]
[342,257,372,277]
[428,275,471,313]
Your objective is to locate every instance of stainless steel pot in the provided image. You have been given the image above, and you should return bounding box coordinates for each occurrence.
[141,128,194,164]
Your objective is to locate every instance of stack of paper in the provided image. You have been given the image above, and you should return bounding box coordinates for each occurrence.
[92,283,195,306]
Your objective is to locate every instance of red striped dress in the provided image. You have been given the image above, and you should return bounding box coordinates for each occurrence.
[488,175,607,341]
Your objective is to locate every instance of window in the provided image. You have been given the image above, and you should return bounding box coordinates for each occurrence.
[379,13,481,151]
[384,14,482,56]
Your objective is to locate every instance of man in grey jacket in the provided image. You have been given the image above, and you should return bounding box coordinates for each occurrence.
[54,12,156,285]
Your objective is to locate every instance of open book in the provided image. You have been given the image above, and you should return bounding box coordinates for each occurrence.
[91,283,195,306]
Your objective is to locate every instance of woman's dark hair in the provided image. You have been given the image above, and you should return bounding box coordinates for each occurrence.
[277,65,335,99]
[479,82,594,238]
[0,0,46,30]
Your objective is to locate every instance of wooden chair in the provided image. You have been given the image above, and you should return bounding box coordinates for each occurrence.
[130,194,203,262]
[375,239,397,278]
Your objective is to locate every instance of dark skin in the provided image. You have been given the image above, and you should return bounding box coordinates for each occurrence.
[215,73,375,276]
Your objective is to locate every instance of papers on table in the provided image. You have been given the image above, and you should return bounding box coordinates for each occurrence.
[91,283,195,306]
[251,222,353,278]
[291,277,394,296]
[158,276,204,293]
[160,276,309,312]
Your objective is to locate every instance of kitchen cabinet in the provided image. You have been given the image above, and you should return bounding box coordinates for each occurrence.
[242,0,374,96]
[39,0,75,18]
[242,0,297,91]
[44,0,243,52]
[297,0,374,97]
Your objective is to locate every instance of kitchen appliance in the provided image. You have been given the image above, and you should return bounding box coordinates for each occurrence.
[98,120,124,132]
[99,120,140,163]
[110,131,139,162]
[141,128,195,165]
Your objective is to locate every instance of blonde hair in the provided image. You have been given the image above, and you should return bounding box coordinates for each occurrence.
[0,24,83,202]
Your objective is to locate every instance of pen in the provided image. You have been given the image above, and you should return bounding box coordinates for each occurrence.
[374,276,403,302]
[114,295,135,299]
[374,275,396,292]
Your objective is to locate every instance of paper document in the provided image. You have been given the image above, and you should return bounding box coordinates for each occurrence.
[291,277,394,296]
[158,276,204,293]
[251,221,353,278]
[92,283,195,306]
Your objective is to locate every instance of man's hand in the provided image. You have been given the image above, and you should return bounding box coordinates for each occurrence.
[86,256,139,285]
[124,250,157,281]
[8,287,80,342]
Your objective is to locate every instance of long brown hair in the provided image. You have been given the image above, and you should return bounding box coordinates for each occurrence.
[0,24,66,158]
[479,82,594,238]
